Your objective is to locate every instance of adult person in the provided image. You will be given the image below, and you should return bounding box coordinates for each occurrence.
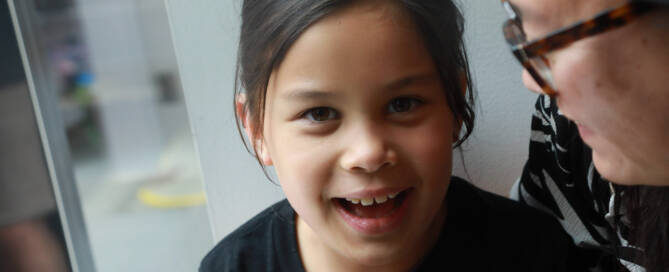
[501,0,669,271]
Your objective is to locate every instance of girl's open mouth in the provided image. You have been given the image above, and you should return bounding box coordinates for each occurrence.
[332,189,412,235]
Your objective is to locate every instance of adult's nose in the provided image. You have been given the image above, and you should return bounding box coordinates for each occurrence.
[522,69,544,95]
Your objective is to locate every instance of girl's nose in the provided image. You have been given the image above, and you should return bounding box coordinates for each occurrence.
[339,125,397,174]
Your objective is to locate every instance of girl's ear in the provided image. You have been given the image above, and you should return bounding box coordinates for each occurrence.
[236,94,273,166]
[453,72,468,143]
[236,93,252,138]
[256,138,273,166]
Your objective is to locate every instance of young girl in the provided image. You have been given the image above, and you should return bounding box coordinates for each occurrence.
[201,0,584,271]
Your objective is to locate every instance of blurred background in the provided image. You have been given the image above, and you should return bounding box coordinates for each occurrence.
[1,0,211,271]
[1,0,535,271]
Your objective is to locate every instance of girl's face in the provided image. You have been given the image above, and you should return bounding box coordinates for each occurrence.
[246,2,458,270]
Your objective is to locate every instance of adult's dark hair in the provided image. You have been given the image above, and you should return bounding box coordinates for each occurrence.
[234,0,475,171]
[620,186,669,272]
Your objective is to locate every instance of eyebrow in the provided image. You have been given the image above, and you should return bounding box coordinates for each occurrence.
[280,88,337,101]
[280,73,440,101]
[383,73,440,92]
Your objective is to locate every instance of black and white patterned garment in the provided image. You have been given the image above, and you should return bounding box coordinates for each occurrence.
[511,95,644,272]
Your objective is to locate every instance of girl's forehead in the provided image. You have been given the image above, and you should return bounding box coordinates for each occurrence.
[267,1,435,100]
[316,0,415,37]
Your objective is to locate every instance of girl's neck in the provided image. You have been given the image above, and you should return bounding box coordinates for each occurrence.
[295,202,448,272]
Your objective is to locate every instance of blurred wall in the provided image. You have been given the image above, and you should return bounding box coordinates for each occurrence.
[453,1,537,195]
[164,0,284,240]
[166,0,537,240]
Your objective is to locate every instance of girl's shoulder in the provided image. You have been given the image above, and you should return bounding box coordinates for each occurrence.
[199,199,303,272]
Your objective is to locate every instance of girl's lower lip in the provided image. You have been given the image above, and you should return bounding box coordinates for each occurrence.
[334,190,412,235]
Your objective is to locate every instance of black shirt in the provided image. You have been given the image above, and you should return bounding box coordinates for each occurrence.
[200,177,585,271]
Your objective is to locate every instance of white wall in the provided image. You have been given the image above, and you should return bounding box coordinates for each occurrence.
[166,0,538,241]
[453,1,537,195]
[164,0,284,241]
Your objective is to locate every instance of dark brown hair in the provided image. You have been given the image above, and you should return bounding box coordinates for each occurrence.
[621,186,669,272]
[234,0,475,171]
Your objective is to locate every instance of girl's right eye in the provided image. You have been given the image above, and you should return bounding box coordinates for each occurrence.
[301,107,339,122]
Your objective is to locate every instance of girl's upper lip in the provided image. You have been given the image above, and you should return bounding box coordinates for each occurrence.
[335,186,410,199]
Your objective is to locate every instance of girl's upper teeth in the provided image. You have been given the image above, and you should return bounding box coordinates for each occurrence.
[346,192,399,205]
[375,195,388,204]
[360,198,374,206]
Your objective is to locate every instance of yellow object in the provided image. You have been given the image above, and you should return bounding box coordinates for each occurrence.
[137,188,207,208]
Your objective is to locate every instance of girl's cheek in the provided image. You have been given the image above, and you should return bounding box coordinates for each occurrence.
[405,124,453,163]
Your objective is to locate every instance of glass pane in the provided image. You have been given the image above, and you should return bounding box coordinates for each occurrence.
[1,2,71,270]
[9,0,213,271]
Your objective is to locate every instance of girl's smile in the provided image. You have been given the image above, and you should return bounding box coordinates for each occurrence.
[333,187,413,235]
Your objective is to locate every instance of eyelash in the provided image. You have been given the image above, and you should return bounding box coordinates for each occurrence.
[299,96,424,123]
[387,96,423,114]
[301,107,339,123]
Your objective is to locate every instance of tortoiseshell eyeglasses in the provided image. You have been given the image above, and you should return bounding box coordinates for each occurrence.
[501,1,656,96]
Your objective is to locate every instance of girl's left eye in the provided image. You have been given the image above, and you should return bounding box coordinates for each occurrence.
[301,107,339,122]
[388,97,422,113]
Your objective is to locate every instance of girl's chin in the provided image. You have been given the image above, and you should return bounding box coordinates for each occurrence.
[336,242,411,270]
